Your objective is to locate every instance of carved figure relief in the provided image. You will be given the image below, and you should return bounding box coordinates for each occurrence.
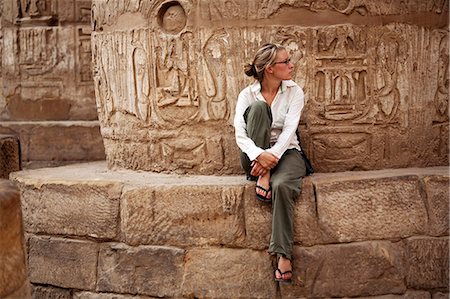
[433,32,449,123]
[374,31,405,124]
[203,29,230,120]
[131,42,150,122]
[153,3,199,125]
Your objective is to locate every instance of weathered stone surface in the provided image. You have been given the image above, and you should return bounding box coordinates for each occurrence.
[3,281,31,299]
[0,180,27,298]
[314,175,427,242]
[432,293,449,299]
[97,243,184,298]
[406,237,449,289]
[423,175,449,236]
[1,3,95,122]
[293,178,336,246]
[182,248,276,299]
[74,292,155,299]
[31,285,72,299]
[16,178,122,239]
[121,184,246,247]
[91,0,448,174]
[28,236,98,290]
[0,135,20,179]
[0,121,105,168]
[281,241,406,298]
[242,183,272,250]
[343,290,432,299]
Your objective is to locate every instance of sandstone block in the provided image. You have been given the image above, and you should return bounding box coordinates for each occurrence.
[31,285,72,299]
[121,184,246,247]
[182,248,276,299]
[281,241,406,298]
[0,135,20,179]
[315,176,427,242]
[18,180,122,239]
[293,178,336,246]
[432,293,449,299]
[97,243,184,297]
[28,236,98,290]
[74,292,155,299]
[423,175,449,236]
[343,290,431,299]
[241,184,272,249]
[406,237,449,289]
[0,180,27,298]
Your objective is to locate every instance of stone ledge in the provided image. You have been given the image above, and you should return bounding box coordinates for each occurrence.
[11,162,449,248]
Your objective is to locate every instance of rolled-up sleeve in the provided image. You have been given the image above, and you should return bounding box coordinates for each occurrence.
[234,88,265,161]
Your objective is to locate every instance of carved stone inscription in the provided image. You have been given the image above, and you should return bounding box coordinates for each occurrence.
[1,0,95,121]
[92,0,449,174]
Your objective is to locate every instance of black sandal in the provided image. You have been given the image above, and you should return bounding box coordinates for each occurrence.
[256,185,272,203]
[273,255,293,284]
[274,268,293,284]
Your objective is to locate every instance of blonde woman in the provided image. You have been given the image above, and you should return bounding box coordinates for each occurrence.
[234,43,307,283]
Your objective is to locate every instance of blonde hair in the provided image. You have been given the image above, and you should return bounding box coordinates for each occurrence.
[244,43,285,82]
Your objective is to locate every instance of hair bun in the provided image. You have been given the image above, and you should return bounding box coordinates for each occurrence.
[244,63,256,77]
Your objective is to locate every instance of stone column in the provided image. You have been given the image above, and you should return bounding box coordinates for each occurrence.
[0,180,30,299]
[92,0,448,174]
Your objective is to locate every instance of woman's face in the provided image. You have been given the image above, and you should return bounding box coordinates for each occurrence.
[271,49,294,80]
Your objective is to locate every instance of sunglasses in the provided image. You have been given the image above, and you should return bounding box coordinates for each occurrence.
[273,58,291,65]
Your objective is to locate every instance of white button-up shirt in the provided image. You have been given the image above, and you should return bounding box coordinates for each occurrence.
[234,80,305,161]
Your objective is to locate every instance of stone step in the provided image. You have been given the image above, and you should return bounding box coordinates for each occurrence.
[11,163,449,298]
[0,121,105,169]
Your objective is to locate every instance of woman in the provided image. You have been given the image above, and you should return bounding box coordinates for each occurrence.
[233,43,306,283]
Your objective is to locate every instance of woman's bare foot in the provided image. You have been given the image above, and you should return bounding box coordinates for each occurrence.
[275,256,292,281]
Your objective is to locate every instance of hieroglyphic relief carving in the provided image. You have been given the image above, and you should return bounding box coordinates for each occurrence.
[433,30,449,123]
[312,26,370,122]
[74,0,91,23]
[91,0,448,174]
[16,0,57,24]
[76,27,92,84]
[18,27,60,76]
[198,0,241,21]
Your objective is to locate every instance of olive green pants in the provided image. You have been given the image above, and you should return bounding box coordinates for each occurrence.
[239,101,306,260]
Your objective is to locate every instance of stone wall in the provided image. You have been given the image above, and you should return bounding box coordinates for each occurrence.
[11,163,449,298]
[91,0,449,174]
[0,0,105,168]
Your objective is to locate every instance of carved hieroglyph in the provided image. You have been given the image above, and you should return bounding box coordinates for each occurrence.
[1,0,96,121]
[92,0,449,174]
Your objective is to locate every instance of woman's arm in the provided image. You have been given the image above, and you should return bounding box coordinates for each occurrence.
[234,89,265,161]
